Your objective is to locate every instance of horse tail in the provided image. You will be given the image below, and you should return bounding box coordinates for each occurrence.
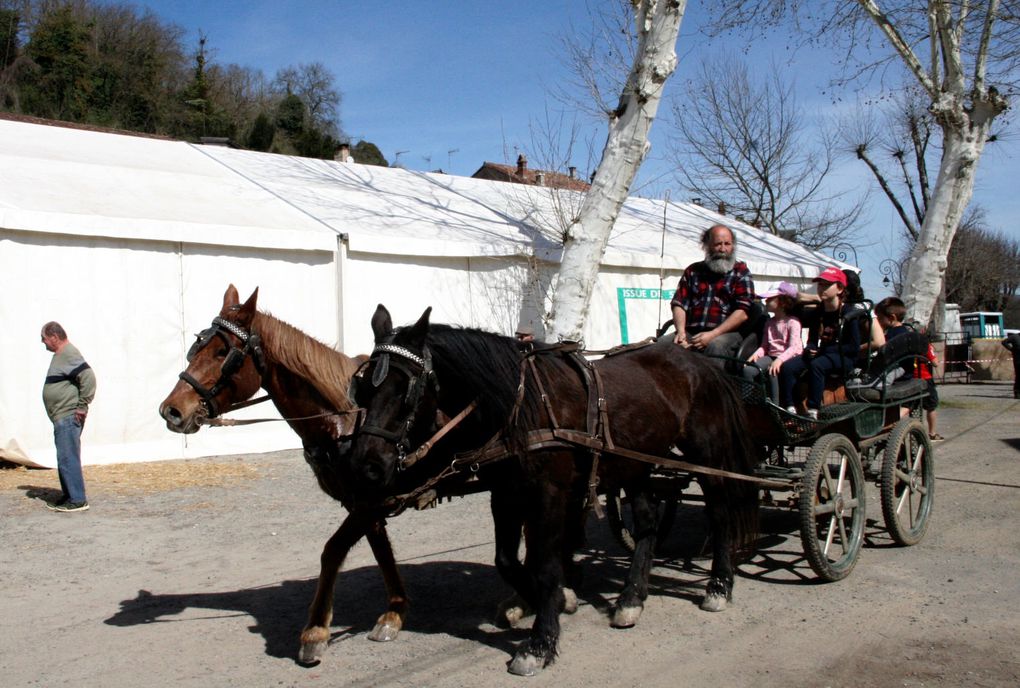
[706,369,761,552]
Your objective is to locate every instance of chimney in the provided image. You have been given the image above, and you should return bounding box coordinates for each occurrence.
[335,142,351,163]
[568,166,577,179]
[535,172,545,186]
[717,201,727,215]
[516,154,527,175]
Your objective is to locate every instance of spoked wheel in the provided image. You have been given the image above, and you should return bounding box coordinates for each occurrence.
[605,488,678,554]
[881,418,935,546]
[798,433,866,582]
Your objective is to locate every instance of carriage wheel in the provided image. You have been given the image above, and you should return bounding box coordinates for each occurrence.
[605,488,678,554]
[880,418,935,546]
[798,433,866,582]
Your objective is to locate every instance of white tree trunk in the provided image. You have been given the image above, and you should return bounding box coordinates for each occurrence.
[901,100,999,326]
[856,0,1008,327]
[548,0,685,341]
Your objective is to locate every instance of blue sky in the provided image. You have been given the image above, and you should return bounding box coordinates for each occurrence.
[101,0,1018,298]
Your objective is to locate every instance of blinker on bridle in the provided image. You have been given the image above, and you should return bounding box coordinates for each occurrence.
[355,341,440,470]
[179,316,266,418]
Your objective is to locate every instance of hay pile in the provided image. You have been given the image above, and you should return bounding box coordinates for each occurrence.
[0,458,259,495]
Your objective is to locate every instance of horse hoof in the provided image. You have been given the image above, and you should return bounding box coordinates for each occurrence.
[700,593,728,612]
[298,626,329,664]
[563,587,578,615]
[368,611,402,642]
[298,640,327,665]
[368,622,399,642]
[497,594,531,628]
[611,604,643,628]
[507,651,544,676]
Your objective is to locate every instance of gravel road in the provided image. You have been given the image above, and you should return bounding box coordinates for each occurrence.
[2,382,1018,687]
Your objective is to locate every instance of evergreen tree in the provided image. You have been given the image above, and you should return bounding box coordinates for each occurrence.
[247,111,275,151]
[275,91,305,137]
[0,7,18,69]
[21,5,94,120]
[352,140,388,167]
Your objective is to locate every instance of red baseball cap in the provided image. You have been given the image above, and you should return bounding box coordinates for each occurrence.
[812,266,848,287]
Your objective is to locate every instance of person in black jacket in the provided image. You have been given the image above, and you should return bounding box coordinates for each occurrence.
[778,267,861,419]
[1003,332,1020,399]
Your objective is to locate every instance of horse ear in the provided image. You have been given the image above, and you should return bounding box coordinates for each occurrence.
[405,307,432,347]
[237,287,259,324]
[222,284,240,311]
[371,304,393,343]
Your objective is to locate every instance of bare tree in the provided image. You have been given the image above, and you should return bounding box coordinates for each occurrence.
[840,87,938,245]
[553,0,636,121]
[708,1,1018,327]
[670,56,865,249]
[548,0,686,341]
[272,61,341,135]
[944,207,1020,313]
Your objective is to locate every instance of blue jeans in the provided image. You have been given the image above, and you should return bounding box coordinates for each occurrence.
[53,414,87,503]
[779,351,854,410]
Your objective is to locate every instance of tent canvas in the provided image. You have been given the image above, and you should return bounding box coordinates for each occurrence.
[0,117,849,467]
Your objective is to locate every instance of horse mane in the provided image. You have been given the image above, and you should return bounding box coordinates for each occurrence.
[252,311,365,411]
[421,324,552,451]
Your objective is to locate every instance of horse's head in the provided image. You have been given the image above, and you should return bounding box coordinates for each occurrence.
[159,284,266,433]
[348,304,441,497]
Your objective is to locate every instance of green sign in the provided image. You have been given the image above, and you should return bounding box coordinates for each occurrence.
[617,287,672,343]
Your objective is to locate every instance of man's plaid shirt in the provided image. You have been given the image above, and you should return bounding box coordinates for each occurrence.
[670,261,755,332]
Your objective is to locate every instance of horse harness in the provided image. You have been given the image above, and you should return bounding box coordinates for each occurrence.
[178,316,268,419]
[358,338,787,517]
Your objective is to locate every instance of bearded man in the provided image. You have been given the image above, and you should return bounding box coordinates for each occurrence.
[668,223,756,358]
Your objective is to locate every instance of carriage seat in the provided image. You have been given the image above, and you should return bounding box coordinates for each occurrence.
[845,328,932,403]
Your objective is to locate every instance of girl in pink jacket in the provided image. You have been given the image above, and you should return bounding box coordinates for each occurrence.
[744,281,803,403]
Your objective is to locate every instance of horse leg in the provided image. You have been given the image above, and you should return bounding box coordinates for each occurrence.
[298,511,370,664]
[364,520,409,642]
[491,485,534,628]
[560,485,588,615]
[507,481,567,676]
[698,478,735,612]
[611,480,658,628]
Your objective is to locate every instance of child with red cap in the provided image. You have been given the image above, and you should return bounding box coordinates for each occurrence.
[778,267,862,419]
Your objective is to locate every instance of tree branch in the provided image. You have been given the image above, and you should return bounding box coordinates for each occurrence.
[856,143,918,239]
[857,0,938,97]
[974,0,1000,94]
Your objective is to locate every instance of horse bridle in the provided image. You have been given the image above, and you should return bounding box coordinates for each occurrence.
[353,341,443,470]
[178,316,266,418]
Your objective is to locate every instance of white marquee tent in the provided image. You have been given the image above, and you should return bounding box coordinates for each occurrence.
[0,117,849,467]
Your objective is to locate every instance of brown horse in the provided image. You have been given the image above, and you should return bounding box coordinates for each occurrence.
[158,284,401,664]
[347,305,760,675]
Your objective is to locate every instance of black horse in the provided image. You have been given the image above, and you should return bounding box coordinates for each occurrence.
[347,305,760,675]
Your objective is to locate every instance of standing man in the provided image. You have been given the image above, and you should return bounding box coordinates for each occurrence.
[40,321,96,513]
[1003,331,1020,399]
[669,224,755,357]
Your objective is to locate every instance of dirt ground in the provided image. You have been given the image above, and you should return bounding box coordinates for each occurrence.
[2,382,1019,688]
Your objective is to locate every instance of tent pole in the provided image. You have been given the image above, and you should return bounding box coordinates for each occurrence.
[335,233,349,351]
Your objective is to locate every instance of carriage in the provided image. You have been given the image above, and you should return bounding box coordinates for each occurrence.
[606,343,936,583]
[160,285,935,675]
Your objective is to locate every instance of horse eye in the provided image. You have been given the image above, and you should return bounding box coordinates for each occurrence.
[216,347,229,357]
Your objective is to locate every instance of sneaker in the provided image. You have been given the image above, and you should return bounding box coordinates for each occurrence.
[929,434,945,442]
[785,406,797,414]
[48,495,70,507]
[806,408,819,420]
[47,500,89,513]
